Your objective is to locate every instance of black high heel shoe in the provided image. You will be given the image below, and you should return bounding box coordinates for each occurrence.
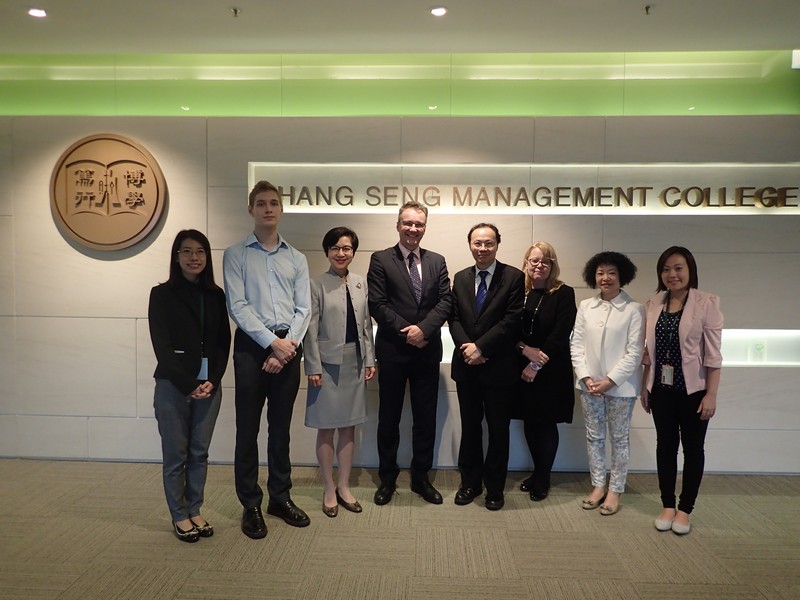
[173,522,200,543]
[190,518,214,537]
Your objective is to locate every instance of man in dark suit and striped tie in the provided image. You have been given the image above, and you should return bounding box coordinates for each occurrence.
[367,201,453,506]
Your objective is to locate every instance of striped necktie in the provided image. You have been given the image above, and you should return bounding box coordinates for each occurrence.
[476,270,489,313]
[408,253,422,303]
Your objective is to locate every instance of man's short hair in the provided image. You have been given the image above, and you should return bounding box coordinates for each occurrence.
[249,180,280,208]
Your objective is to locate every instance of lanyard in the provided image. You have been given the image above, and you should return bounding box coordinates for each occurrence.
[661,291,685,360]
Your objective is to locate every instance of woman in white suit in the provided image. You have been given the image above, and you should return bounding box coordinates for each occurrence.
[304,227,376,517]
[641,246,723,535]
[571,251,645,516]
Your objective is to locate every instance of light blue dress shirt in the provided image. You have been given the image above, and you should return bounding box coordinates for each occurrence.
[223,232,311,349]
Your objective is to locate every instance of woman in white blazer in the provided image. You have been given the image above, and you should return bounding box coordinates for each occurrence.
[641,246,723,535]
[571,251,645,516]
[304,227,376,518]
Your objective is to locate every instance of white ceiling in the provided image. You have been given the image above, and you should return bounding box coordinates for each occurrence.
[1,0,799,55]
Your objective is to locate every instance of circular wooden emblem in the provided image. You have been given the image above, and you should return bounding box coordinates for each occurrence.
[50,133,168,251]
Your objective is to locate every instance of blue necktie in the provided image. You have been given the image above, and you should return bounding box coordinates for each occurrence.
[408,253,422,303]
[476,270,489,314]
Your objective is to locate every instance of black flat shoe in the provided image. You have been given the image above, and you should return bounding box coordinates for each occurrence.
[519,477,534,492]
[173,522,200,543]
[241,506,268,539]
[267,499,311,527]
[190,518,214,537]
[336,490,363,513]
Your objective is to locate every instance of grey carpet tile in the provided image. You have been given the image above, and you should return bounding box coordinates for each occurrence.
[305,528,416,575]
[173,572,302,600]
[58,565,189,600]
[719,558,800,586]
[692,496,790,538]
[416,527,518,579]
[413,577,531,600]
[754,584,800,600]
[610,531,737,585]
[297,573,412,600]
[0,564,82,600]
[635,582,769,599]
[507,530,630,581]
[527,578,643,600]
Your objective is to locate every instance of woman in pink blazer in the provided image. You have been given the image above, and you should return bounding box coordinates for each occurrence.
[641,246,723,535]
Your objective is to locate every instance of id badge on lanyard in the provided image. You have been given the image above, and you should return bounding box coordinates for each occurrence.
[660,364,674,386]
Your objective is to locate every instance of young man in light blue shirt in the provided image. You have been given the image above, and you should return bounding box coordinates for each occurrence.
[223,180,311,538]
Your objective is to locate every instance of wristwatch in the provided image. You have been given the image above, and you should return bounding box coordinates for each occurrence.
[529,361,541,371]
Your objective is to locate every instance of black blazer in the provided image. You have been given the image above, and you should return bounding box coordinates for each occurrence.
[367,244,453,365]
[449,261,525,384]
[148,279,231,396]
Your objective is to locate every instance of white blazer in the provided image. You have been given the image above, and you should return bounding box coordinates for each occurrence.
[570,289,645,397]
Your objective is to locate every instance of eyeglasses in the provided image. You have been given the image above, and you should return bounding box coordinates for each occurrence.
[177,248,207,258]
[329,245,354,254]
[400,220,426,229]
[471,241,497,249]
[527,258,553,267]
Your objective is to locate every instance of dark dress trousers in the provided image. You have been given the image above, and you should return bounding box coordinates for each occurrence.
[367,244,453,485]
[450,262,525,495]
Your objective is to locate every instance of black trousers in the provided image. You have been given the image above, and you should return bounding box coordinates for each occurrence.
[649,387,709,514]
[232,328,302,508]
[376,360,440,485]
[456,379,512,496]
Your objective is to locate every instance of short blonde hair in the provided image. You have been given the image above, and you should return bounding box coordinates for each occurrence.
[523,241,565,294]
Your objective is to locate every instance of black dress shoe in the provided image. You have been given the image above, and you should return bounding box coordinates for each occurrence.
[190,518,214,538]
[454,486,483,506]
[336,489,363,513]
[530,489,549,502]
[485,494,505,511]
[411,480,443,505]
[374,483,396,506]
[267,499,311,527]
[519,477,534,492]
[241,506,267,539]
[173,522,200,543]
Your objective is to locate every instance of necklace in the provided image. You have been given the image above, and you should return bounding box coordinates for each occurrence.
[524,289,546,336]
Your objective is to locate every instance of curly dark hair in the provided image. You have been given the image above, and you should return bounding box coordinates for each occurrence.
[582,251,638,288]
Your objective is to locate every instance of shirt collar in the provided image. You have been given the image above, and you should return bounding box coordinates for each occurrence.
[245,231,287,252]
[589,289,630,309]
[475,261,497,278]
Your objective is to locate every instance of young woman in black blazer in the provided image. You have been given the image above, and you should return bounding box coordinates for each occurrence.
[148,230,231,542]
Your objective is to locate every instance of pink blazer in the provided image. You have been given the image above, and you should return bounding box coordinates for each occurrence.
[642,289,723,395]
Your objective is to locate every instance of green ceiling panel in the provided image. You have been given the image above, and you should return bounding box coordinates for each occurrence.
[1,51,798,117]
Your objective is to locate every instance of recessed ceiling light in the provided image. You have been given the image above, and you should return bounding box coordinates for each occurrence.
[28,8,47,18]
[688,106,696,111]
[431,7,447,17]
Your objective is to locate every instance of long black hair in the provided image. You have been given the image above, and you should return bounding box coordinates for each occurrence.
[168,229,221,291]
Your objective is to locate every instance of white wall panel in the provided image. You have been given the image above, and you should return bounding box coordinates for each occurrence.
[401,117,535,163]
[17,415,88,458]
[534,117,607,164]
[1,115,798,476]
[89,416,161,461]
[605,116,800,163]
[207,117,404,188]
[15,317,137,417]
[0,218,13,315]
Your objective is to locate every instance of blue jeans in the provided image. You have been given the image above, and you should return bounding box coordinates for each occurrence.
[153,379,221,522]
